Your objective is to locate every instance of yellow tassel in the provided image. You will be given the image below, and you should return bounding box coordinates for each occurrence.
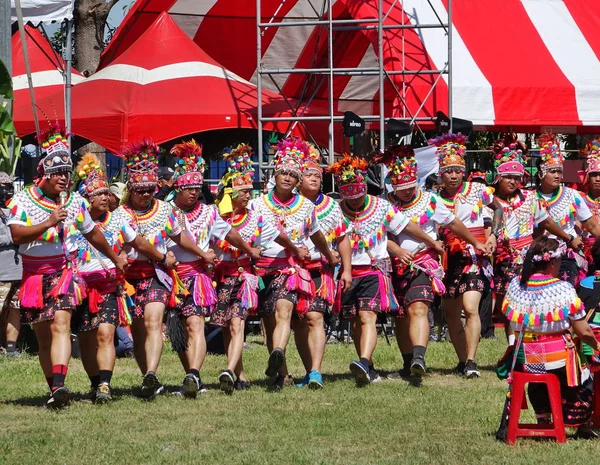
[217,190,233,216]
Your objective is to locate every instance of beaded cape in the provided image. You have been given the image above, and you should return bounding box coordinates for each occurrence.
[171,201,219,248]
[313,193,346,243]
[536,186,582,228]
[216,209,265,259]
[251,192,316,242]
[72,211,129,263]
[387,189,437,226]
[439,181,494,222]
[117,199,177,247]
[497,189,540,240]
[8,187,88,243]
[581,192,600,221]
[340,195,396,250]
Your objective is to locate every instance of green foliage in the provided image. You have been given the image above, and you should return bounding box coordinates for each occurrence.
[0,59,21,176]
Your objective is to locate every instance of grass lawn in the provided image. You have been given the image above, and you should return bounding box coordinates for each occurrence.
[1,330,600,465]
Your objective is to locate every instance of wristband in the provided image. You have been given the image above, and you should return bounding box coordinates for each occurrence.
[567,234,575,244]
[160,253,167,265]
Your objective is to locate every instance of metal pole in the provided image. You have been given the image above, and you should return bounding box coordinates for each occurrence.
[14,0,41,139]
[378,0,385,187]
[64,19,73,146]
[448,0,453,133]
[256,0,264,181]
[327,0,334,163]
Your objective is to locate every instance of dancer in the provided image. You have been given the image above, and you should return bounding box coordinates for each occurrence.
[70,154,176,403]
[580,140,600,272]
[7,125,126,408]
[167,140,261,398]
[501,237,599,439]
[378,147,488,377]
[535,133,600,286]
[433,133,500,378]
[294,144,352,389]
[327,154,443,387]
[251,138,338,388]
[116,139,215,399]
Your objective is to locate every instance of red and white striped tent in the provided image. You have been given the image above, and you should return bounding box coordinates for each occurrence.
[14,12,329,151]
[100,0,600,133]
[12,25,84,125]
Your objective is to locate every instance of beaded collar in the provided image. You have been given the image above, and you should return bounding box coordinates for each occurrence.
[390,189,436,225]
[217,208,262,258]
[340,195,393,250]
[536,186,580,227]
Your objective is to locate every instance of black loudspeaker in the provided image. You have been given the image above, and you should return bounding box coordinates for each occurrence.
[22,155,41,185]
[386,119,412,138]
[343,111,365,137]
[435,111,473,135]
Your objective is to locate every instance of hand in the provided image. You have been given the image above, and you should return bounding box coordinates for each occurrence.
[202,248,217,266]
[295,246,310,261]
[327,250,340,268]
[396,248,414,267]
[248,247,262,261]
[474,241,490,257]
[340,269,352,292]
[119,250,128,261]
[569,236,583,251]
[114,255,128,273]
[164,251,178,269]
[485,235,497,254]
[47,206,68,227]
[432,240,445,256]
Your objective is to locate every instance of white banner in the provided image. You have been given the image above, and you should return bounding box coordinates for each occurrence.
[11,0,74,25]
[383,145,439,193]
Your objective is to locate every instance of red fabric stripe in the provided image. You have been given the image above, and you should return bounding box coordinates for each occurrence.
[564,0,600,62]
[442,0,580,127]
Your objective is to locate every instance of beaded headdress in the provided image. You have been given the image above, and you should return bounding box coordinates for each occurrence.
[273,137,308,178]
[537,132,565,176]
[467,170,487,183]
[327,154,369,199]
[74,153,109,198]
[491,134,527,180]
[428,133,467,173]
[582,139,600,177]
[120,139,160,191]
[217,143,255,216]
[301,143,323,174]
[373,145,417,191]
[36,122,72,176]
[170,139,206,189]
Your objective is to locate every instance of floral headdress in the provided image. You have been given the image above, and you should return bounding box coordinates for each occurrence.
[428,133,467,173]
[36,122,72,177]
[119,139,160,191]
[531,242,566,262]
[537,132,565,176]
[582,139,600,178]
[491,134,527,181]
[327,154,369,199]
[170,139,206,189]
[301,143,323,174]
[373,145,417,191]
[217,143,255,216]
[74,153,109,198]
[273,137,309,178]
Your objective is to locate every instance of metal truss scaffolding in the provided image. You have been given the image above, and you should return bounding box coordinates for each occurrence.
[256,0,452,180]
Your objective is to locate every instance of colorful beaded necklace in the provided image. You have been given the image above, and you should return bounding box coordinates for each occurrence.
[264,190,303,229]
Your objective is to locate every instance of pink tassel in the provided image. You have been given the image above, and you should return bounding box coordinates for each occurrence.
[284,271,298,291]
[238,274,259,311]
[317,269,336,305]
[430,277,446,296]
[49,268,87,304]
[193,272,217,308]
[117,291,133,326]
[20,274,44,309]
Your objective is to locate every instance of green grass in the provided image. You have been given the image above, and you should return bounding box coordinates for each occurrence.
[1,330,600,465]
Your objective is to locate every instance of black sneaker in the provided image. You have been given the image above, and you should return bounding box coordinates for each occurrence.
[410,356,427,376]
[349,360,370,387]
[46,386,70,409]
[265,348,285,378]
[139,372,161,399]
[82,385,97,403]
[234,379,251,391]
[95,383,112,404]
[464,360,480,379]
[183,373,201,399]
[219,369,235,395]
[455,361,466,376]
[369,369,382,383]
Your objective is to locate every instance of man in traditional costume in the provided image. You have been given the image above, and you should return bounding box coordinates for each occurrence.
[294,144,352,389]
[433,133,499,378]
[8,125,126,408]
[327,154,443,386]
[579,139,600,273]
[116,139,215,399]
[71,154,176,403]
[167,140,261,398]
[251,137,338,388]
[535,133,600,286]
[378,146,488,377]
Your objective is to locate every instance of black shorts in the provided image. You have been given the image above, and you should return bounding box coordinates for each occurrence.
[212,277,249,327]
[257,272,297,317]
[339,274,381,319]
[393,268,434,316]
[73,293,119,333]
[128,277,169,319]
[444,252,488,299]
[169,275,212,319]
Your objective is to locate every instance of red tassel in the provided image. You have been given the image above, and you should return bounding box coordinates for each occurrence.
[517,313,524,325]
[87,288,103,314]
[546,312,553,323]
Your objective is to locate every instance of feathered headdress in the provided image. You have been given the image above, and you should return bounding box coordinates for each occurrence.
[170,139,206,189]
[301,143,323,174]
[273,137,309,177]
[74,153,109,198]
[582,139,600,178]
[428,133,467,173]
[327,154,369,199]
[491,134,527,180]
[537,132,565,175]
[217,143,255,216]
[373,145,417,191]
[119,139,160,191]
[36,122,72,176]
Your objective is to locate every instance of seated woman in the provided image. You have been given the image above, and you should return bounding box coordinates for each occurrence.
[502,236,600,439]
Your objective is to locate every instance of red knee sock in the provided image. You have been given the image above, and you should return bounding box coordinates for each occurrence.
[51,364,68,391]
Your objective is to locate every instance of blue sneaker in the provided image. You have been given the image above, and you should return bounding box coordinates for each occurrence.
[307,370,324,389]
[296,373,310,388]
[349,360,370,387]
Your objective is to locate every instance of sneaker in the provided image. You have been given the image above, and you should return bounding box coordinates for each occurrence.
[455,361,466,376]
[183,373,201,399]
[83,386,97,402]
[155,384,167,396]
[46,386,70,409]
[369,369,382,384]
[349,360,370,387]
[464,360,480,379]
[6,350,21,358]
[219,369,235,395]
[95,383,112,404]
[574,425,600,440]
[234,379,251,391]
[307,370,324,389]
[296,373,310,388]
[410,356,427,376]
[139,372,161,400]
[265,348,285,378]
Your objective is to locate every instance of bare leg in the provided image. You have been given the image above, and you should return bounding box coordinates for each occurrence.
[271,299,293,350]
[444,297,467,363]
[33,321,53,380]
[130,318,147,374]
[50,310,72,366]
[293,318,311,373]
[96,323,116,372]
[305,312,326,372]
[408,301,430,348]
[5,307,20,345]
[358,311,377,363]
[77,329,99,379]
[184,315,206,372]
[394,316,412,354]
[143,302,166,373]
[462,291,482,361]
[225,318,245,374]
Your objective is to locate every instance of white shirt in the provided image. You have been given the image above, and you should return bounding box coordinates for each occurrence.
[439,181,494,229]
[305,193,346,261]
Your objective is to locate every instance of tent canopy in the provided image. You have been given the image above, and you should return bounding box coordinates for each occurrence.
[100,0,600,133]
[15,12,329,151]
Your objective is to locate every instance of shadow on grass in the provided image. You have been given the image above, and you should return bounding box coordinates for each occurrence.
[432,363,498,376]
